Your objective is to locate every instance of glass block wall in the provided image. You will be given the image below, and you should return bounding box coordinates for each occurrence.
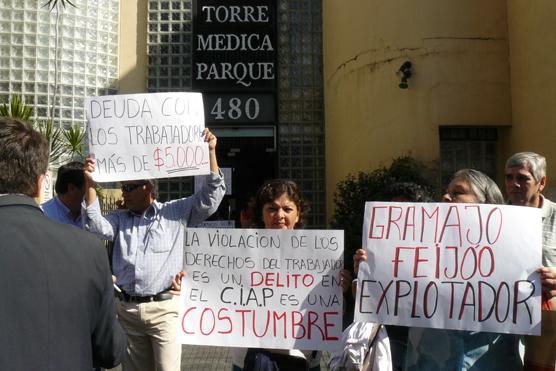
[0,0,119,129]
[276,0,325,227]
[146,0,194,201]
[146,0,325,227]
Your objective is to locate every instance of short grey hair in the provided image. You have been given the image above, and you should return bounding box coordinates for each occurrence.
[505,152,546,182]
[453,169,504,205]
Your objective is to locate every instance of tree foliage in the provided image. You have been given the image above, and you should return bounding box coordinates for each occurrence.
[330,156,438,271]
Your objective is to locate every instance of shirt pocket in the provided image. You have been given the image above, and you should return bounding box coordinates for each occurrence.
[144,220,171,253]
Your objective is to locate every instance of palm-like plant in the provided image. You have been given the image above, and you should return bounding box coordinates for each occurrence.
[42,0,75,11]
[0,95,85,164]
[0,95,33,121]
[63,125,86,159]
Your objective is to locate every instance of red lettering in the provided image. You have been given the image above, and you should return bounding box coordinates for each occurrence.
[369,206,388,239]
[181,306,196,334]
[291,311,306,339]
[217,308,232,334]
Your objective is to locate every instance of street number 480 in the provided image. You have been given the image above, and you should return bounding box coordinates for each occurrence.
[210,97,260,120]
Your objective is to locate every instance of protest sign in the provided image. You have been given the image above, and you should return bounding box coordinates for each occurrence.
[178,228,344,350]
[85,92,210,182]
[354,202,542,335]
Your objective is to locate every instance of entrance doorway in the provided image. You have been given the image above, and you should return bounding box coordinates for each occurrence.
[209,126,276,227]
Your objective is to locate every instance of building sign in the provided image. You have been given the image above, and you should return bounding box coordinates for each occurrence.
[193,0,277,124]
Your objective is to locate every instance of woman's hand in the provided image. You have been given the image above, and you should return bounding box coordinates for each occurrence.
[353,248,367,276]
[539,266,556,299]
[170,271,185,296]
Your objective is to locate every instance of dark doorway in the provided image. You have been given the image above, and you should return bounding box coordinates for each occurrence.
[209,127,276,227]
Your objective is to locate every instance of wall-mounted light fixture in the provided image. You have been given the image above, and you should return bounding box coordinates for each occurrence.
[396,61,412,89]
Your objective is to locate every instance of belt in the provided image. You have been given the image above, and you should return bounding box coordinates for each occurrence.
[120,290,173,303]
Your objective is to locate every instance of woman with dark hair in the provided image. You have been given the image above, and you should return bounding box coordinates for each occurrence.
[244,178,310,229]
[232,179,323,371]
[173,179,334,370]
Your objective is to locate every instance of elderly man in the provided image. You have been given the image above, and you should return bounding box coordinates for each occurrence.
[0,118,126,370]
[42,161,86,227]
[505,151,556,369]
[83,128,225,371]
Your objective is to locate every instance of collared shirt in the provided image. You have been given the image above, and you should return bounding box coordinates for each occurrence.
[540,195,556,267]
[42,197,83,228]
[84,171,225,296]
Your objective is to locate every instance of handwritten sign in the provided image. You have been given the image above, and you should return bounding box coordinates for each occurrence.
[178,228,344,350]
[354,202,542,335]
[85,92,210,182]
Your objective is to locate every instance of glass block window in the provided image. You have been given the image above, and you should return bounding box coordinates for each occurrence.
[277,0,325,227]
[147,0,192,93]
[147,0,194,200]
[0,0,119,129]
[439,127,498,187]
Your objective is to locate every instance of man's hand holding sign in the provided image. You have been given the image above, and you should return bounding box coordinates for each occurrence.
[82,92,226,371]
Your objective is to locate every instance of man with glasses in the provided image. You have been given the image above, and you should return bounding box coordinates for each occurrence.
[83,128,226,371]
[504,151,556,369]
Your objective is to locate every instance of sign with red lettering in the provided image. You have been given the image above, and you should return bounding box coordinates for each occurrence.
[85,92,210,182]
[178,228,344,350]
[354,202,542,335]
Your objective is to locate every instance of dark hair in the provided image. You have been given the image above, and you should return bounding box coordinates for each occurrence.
[0,118,49,197]
[55,161,85,195]
[382,182,433,202]
[248,179,309,228]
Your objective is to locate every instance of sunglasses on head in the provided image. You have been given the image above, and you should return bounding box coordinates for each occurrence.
[121,183,147,193]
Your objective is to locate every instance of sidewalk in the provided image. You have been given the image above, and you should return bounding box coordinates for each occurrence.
[109,345,331,370]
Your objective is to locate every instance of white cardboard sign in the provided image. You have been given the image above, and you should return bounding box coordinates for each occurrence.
[85,92,210,182]
[178,228,344,350]
[354,202,542,335]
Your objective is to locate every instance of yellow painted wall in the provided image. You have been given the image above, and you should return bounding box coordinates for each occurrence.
[507,0,556,198]
[323,0,512,219]
[118,0,148,93]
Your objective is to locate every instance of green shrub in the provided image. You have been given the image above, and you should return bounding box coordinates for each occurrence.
[330,156,438,271]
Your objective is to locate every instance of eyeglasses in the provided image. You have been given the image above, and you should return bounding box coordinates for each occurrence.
[121,183,146,193]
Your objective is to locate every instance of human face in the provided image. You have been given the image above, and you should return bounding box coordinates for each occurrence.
[121,181,152,213]
[505,165,545,207]
[262,193,300,230]
[442,177,480,204]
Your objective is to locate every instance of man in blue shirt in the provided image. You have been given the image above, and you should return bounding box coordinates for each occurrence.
[42,161,85,228]
[83,128,226,371]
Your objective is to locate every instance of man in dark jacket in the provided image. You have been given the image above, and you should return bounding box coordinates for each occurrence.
[0,117,126,370]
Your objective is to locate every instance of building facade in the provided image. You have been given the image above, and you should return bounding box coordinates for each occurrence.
[4,1,554,225]
[323,0,556,219]
[2,0,326,227]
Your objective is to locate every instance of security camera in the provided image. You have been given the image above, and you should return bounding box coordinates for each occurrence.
[396,61,412,89]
